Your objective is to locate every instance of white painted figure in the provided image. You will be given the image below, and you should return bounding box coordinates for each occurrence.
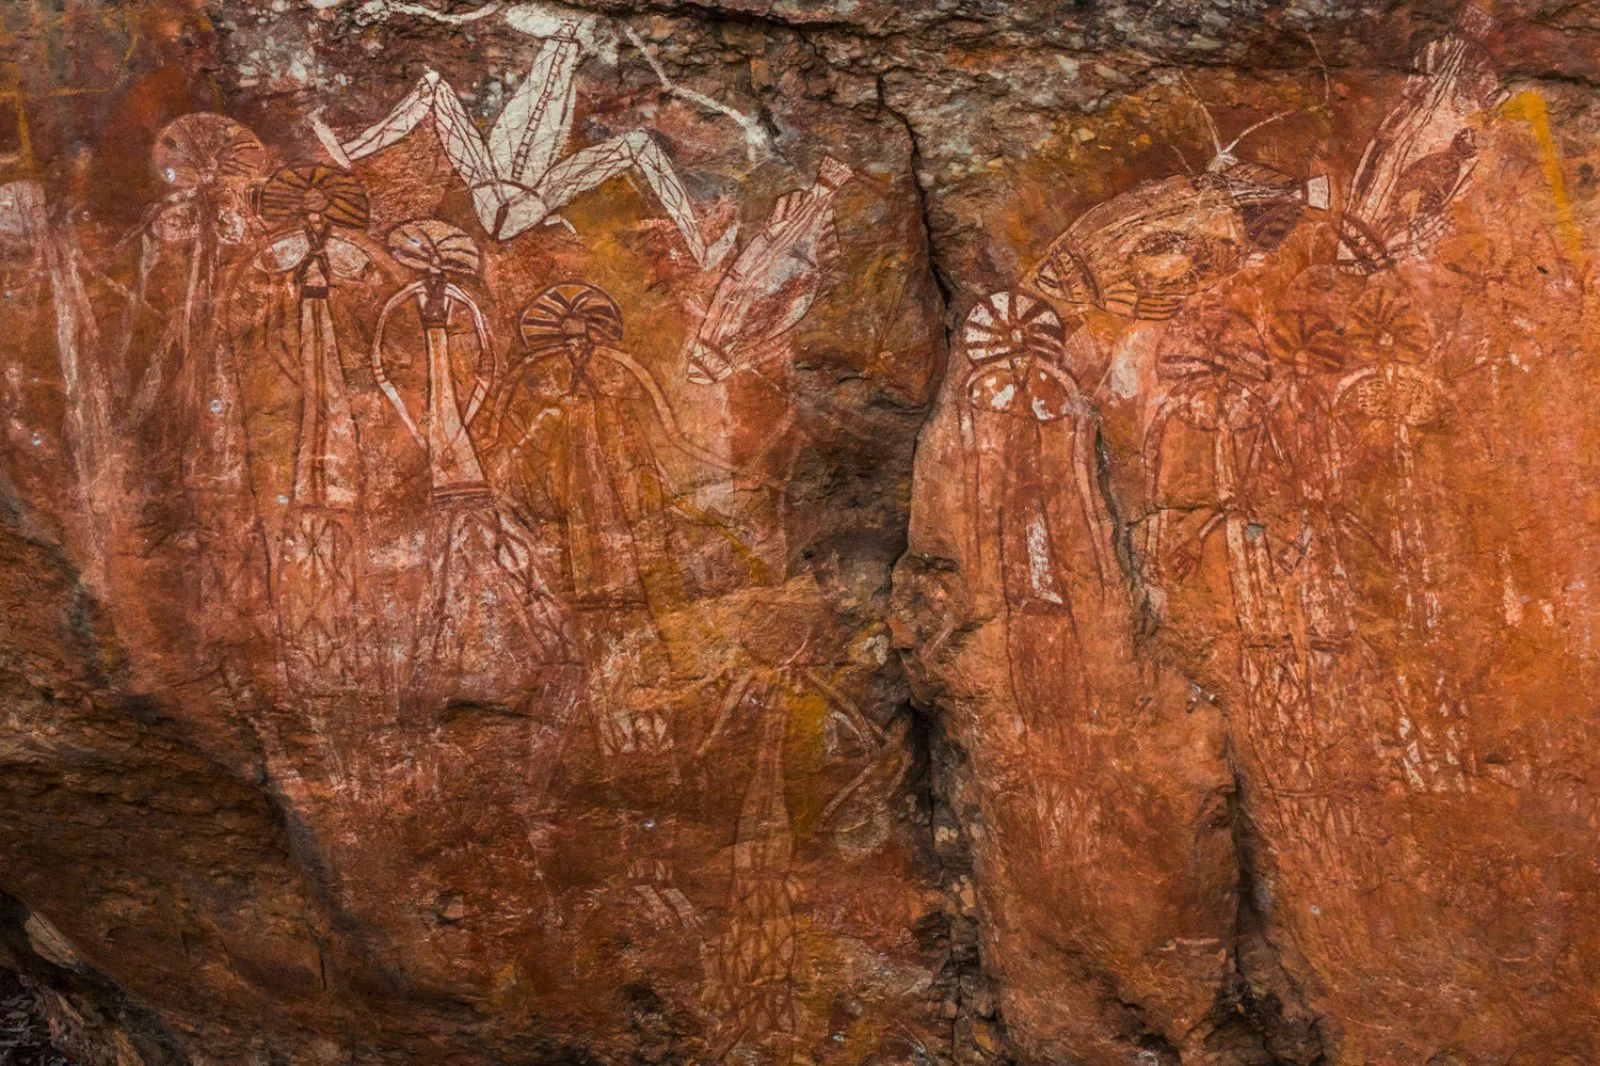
[308,3,746,264]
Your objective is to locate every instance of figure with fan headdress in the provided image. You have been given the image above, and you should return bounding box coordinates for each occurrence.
[118,113,273,657]
[491,282,749,756]
[372,219,579,721]
[1328,286,1472,792]
[253,165,377,693]
[124,115,265,421]
[496,283,662,615]
[953,290,1120,728]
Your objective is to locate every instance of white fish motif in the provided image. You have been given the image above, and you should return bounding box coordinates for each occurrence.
[685,156,855,384]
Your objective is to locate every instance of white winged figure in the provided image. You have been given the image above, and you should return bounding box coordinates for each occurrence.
[308,1,744,266]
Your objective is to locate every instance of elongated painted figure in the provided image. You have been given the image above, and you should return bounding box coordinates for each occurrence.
[373,220,578,716]
[124,114,272,659]
[494,282,749,755]
[256,165,374,692]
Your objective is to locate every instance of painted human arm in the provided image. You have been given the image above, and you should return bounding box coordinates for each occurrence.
[596,345,779,487]
[371,281,427,445]
[445,282,494,426]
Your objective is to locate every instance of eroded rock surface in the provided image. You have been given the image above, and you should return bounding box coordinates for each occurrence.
[0,0,1597,1064]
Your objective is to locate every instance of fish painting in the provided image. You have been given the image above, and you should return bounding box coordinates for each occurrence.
[684,155,855,384]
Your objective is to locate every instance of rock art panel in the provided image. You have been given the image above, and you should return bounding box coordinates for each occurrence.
[896,6,1600,1064]
[6,0,1600,1064]
[0,1,942,1062]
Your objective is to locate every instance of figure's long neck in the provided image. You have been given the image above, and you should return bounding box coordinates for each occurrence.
[419,281,488,500]
[289,234,360,511]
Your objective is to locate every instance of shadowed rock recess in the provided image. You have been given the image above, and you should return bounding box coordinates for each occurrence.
[1,0,1598,1062]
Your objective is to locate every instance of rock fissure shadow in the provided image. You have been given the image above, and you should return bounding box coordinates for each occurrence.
[1214,761,1331,1066]
[0,890,188,1066]
[914,702,1019,1066]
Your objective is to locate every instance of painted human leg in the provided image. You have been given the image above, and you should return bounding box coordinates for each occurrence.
[535,131,708,264]
[312,73,530,238]
[315,68,710,255]
[278,288,365,692]
[490,29,582,187]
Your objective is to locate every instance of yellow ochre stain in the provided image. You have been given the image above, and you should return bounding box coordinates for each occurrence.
[1500,90,1584,263]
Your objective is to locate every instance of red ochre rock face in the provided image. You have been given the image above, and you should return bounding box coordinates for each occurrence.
[0,2,1598,1064]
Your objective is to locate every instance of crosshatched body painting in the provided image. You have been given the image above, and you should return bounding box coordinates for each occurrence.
[1,1,1600,1064]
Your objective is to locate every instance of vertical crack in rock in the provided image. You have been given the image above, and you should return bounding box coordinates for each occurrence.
[1209,763,1328,1066]
[921,716,1017,1066]
[1090,399,1285,1062]
[7,1,1600,1062]
[875,74,959,329]
[877,68,1023,1066]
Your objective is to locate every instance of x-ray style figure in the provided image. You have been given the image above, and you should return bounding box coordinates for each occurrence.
[955,291,1112,730]
[494,282,753,758]
[676,157,857,575]
[313,0,771,161]
[310,15,722,264]
[372,219,578,718]
[121,114,274,656]
[255,165,375,692]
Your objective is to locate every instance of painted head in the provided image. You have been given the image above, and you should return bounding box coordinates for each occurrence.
[388,219,482,281]
[258,165,370,239]
[520,283,624,366]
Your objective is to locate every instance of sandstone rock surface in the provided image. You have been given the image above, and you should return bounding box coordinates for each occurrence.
[0,1,1598,1064]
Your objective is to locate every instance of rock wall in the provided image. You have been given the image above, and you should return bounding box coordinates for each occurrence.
[1,1,1598,1064]
[893,5,1600,1063]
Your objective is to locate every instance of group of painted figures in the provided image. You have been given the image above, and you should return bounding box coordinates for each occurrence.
[80,112,845,720]
[960,7,1505,799]
[8,76,855,695]
[0,0,1528,1055]
[0,12,877,1057]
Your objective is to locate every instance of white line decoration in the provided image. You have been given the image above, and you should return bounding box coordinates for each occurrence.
[123,114,273,642]
[312,0,771,159]
[309,11,731,263]
[685,157,855,385]
[1337,7,1504,272]
[256,165,375,691]
[0,179,115,585]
